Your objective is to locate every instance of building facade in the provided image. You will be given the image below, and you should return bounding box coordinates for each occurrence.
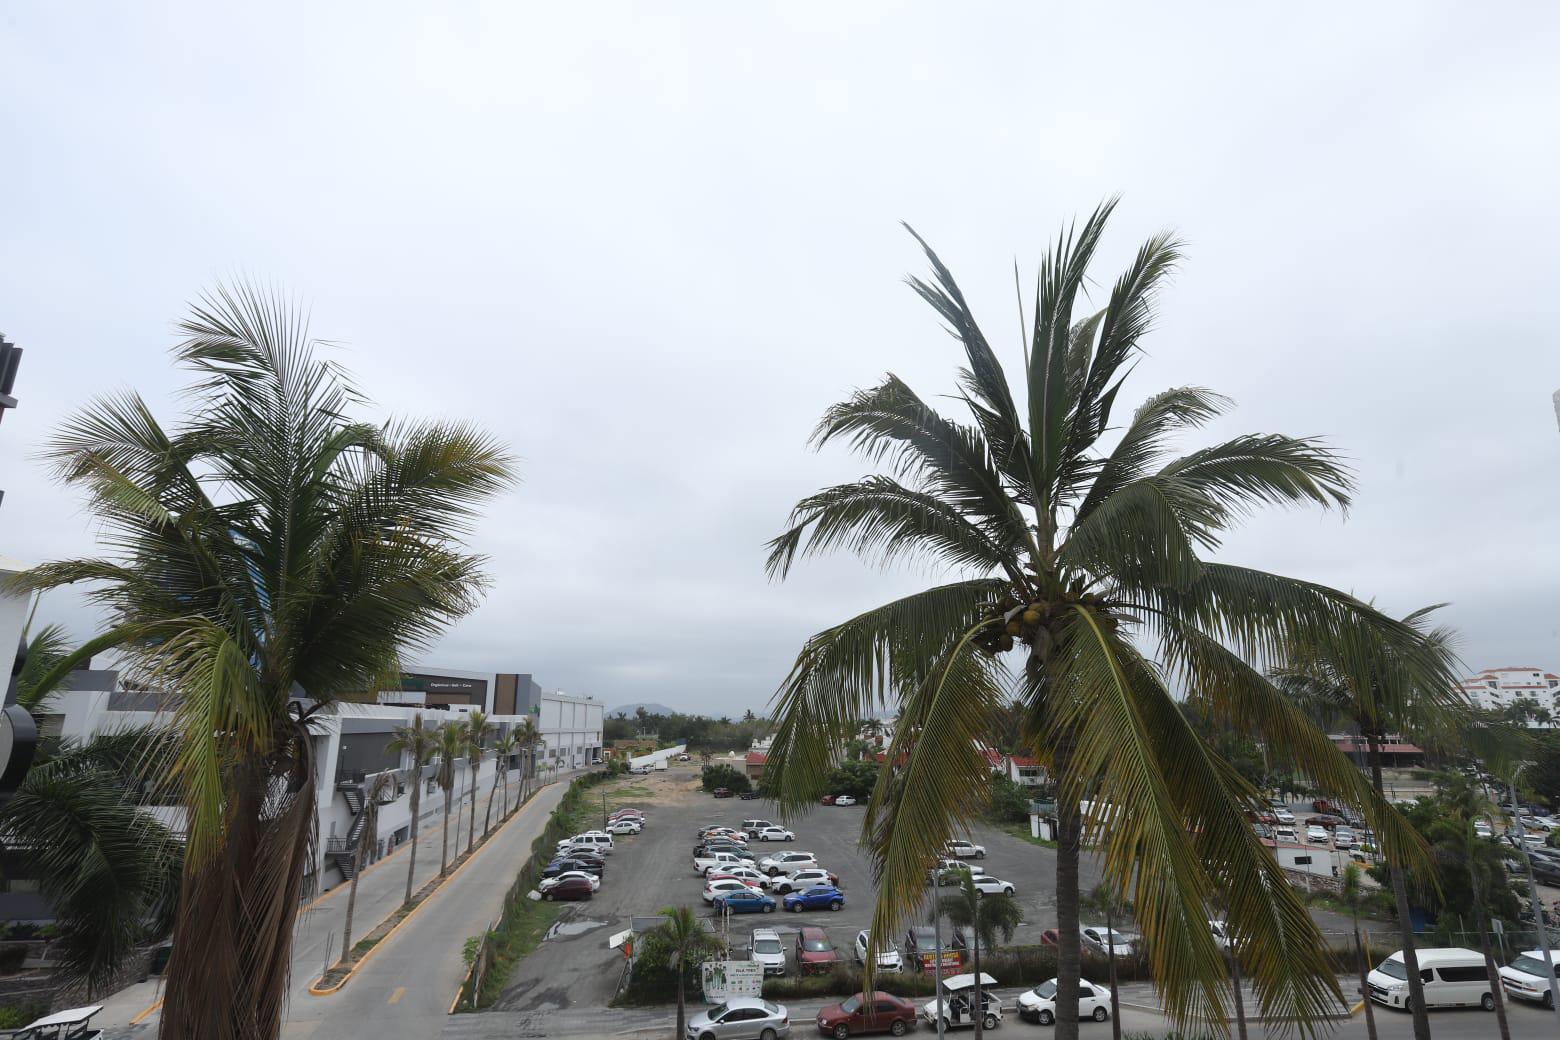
[1460,666,1560,715]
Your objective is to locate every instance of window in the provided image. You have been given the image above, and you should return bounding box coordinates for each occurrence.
[1294,855,1312,865]
[1377,960,1407,980]
[1437,965,1488,983]
[839,996,862,1014]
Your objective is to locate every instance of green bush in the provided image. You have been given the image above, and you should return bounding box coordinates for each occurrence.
[700,764,751,794]
[0,1002,48,1029]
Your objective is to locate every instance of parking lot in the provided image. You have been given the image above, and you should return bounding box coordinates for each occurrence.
[492,764,1106,1014]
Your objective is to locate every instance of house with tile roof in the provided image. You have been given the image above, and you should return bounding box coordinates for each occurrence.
[1460,665,1560,717]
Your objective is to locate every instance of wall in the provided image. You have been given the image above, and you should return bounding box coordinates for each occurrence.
[628,743,687,770]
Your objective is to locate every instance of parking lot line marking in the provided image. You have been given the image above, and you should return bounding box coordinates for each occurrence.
[388,986,405,1005]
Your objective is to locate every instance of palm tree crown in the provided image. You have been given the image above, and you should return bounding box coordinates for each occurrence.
[763,204,1441,1030]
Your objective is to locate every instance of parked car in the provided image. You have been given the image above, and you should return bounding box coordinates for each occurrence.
[709,866,771,888]
[820,795,837,806]
[714,888,778,915]
[1274,825,1299,843]
[853,930,904,973]
[750,927,787,976]
[538,870,601,894]
[1081,926,1133,957]
[1368,947,1495,1011]
[1017,977,1113,1024]
[742,819,778,836]
[542,857,603,879]
[934,859,985,885]
[834,795,857,807]
[607,818,642,835]
[767,868,839,894]
[1499,949,1560,1008]
[714,787,733,798]
[816,991,917,1038]
[1333,827,1356,849]
[1305,825,1330,845]
[706,878,764,904]
[541,875,594,901]
[921,972,1001,1031]
[677,752,691,761]
[1312,799,1332,813]
[783,885,846,913]
[1273,809,1296,825]
[701,825,743,839]
[796,926,840,975]
[685,997,791,1040]
[1306,815,1342,830]
[757,826,796,842]
[1208,920,1230,951]
[1038,928,1060,947]
[696,851,751,876]
[942,840,986,859]
[761,851,819,876]
[740,790,761,800]
[697,843,757,861]
[557,832,614,854]
[969,875,1015,897]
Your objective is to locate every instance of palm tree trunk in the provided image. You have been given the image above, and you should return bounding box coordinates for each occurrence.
[675,955,686,1040]
[339,847,363,965]
[1471,871,1512,1040]
[1105,899,1121,1040]
[1054,740,1083,1040]
[1354,911,1379,1040]
[405,774,421,906]
[467,762,478,854]
[441,795,451,876]
[1228,944,1248,1040]
[485,769,498,838]
[1367,732,1431,1040]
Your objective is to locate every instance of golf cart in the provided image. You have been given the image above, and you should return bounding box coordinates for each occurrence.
[921,972,1001,1030]
[13,1005,104,1040]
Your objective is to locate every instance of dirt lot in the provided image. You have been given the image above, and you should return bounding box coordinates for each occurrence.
[490,764,1107,1014]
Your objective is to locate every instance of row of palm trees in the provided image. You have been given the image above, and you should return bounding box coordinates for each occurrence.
[762,204,1468,1040]
[337,711,543,964]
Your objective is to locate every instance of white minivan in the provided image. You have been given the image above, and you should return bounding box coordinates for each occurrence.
[1499,949,1560,1008]
[1368,948,1496,1012]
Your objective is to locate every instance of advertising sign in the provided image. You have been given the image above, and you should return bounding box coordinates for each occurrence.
[919,949,962,973]
[700,959,764,1001]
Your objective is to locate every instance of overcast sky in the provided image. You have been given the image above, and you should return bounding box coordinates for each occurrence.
[2,4,1558,717]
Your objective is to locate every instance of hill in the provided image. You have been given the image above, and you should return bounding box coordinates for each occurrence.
[607,702,678,719]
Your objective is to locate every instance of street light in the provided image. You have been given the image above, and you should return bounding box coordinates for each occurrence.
[1507,766,1560,1025]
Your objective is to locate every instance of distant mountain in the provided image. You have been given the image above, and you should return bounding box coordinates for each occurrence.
[608,702,678,718]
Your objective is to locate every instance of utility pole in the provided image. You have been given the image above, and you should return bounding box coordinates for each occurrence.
[1509,772,1560,1027]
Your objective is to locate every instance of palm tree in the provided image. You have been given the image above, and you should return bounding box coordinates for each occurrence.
[436,721,465,876]
[1269,606,1464,1040]
[1435,773,1512,1040]
[1082,883,1129,1040]
[1340,863,1380,1040]
[653,905,719,1040]
[938,872,1021,1039]
[336,770,396,966]
[762,206,1440,1037]
[386,714,438,906]
[488,731,517,833]
[465,710,491,854]
[513,716,540,803]
[17,285,513,1039]
[13,621,71,711]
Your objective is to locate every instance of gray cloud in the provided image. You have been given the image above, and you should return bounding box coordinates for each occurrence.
[2,3,1558,714]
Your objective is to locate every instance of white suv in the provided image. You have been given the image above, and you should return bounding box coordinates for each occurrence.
[558,832,614,854]
[759,851,818,876]
[749,927,787,976]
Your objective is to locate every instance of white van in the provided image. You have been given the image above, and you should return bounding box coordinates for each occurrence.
[556,832,613,854]
[1499,949,1560,1008]
[1368,948,1496,1012]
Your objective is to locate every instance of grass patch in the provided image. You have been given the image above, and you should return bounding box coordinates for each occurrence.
[995,820,1058,849]
[472,897,565,1007]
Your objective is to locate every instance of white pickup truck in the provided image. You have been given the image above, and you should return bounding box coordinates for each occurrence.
[694,850,749,876]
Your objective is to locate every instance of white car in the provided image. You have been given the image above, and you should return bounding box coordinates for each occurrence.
[1273,809,1296,825]
[970,875,1015,897]
[1499,949,1560,1007]
[853,929,903,972]
[704,878,763,904]
[677,753,691,761]
[606,819,641,835]
[1333,827,1355,849]
[538,870,601,894]
[750,927,787,976]
[760,851,818,876]
[1305,825,1330,845]
[708,865,770,887]
[943,840,986,859]
[767,868,835,894]
[1274,825,1298,843]
[1017,977,1113,1025]
[1081,926,1133,957]
[557,832,613,854]
[834,795,857,806]
[756,826,795,842]
[1209,920,1230,951]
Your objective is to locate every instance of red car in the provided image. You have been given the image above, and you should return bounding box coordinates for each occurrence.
[816,991,917,1038]
[796,926,839,975]
[713,788,733,798]
[1039,928,1060,947]
[1312,799,1332,814]
[541,876,594,901]
[820,795,837,805]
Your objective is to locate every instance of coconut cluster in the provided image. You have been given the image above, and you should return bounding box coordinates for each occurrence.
[973,588,1115,657]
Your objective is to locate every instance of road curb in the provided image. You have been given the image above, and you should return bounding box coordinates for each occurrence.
[128,997,163,1025]
[308,794,539,996]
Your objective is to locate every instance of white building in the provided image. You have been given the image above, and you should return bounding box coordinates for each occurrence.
[1460,666,1560,714]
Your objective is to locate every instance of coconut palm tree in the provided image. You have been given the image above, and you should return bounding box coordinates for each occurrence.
[1269,606,1465,1040]
[763,206,1440,1037]
[436,721,465,876]
[1434,773,1512,1040]
[13,621,71,711]
[464,710,491,853]
[386,714,438,906]
[1340,863,1380,1040]
[513,716,541,803]
[938,872,1021,1039]
[336,770,396,966]
[653,904,720,1040]
[17,285,513,1039]
[488,731,517,832]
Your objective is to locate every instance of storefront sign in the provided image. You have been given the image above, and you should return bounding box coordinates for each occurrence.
[700,959,763,1000]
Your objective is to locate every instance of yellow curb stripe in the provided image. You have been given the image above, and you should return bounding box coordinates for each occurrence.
[308,795,536,996]
[128,998,163,1025]
[1349,999,1364,1015]
[388,986,405,1005]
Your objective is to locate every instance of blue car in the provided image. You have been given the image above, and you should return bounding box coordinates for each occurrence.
[783,885,845,913]
[712,888,776,914]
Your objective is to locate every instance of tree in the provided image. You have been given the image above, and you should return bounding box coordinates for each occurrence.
[1340,863,1380,1040]
[699,763,751,794]
[938,871,1021,1039]
[336,770,395,966]
[1270,606,1464,1040]
[18,286,513,1040]
[387,714,438,906]
[436,721,466,876]
[490,732,517,824]
[1429,773,1513,1040]
[761,206,1436,1037]
[1082,884,1130,1040]
[653,905,719,1040]
[13,621,71,711]
[465,710,491,854]
[512,716,540,804]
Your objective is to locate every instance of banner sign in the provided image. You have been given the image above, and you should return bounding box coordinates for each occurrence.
[701,959,764,1000]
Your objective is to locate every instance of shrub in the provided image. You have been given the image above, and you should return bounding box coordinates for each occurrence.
[700,764,751,794]
[0,1002,47,1029]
